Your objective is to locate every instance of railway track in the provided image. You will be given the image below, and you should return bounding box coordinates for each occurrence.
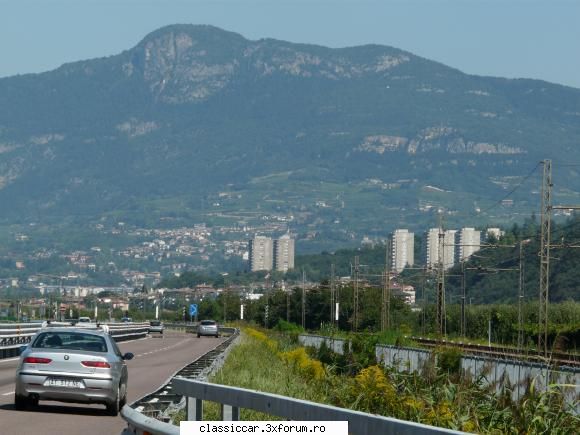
[410,336,580,368]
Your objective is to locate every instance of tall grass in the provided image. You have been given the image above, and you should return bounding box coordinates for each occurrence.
[175,328,579,434]
[175,328,329,422]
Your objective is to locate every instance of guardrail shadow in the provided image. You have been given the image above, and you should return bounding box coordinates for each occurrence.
[0,402,113,416]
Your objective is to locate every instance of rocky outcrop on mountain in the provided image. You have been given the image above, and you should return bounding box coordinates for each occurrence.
[355,127,526,155]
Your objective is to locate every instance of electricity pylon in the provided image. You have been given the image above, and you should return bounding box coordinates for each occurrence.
[538,159,552,357]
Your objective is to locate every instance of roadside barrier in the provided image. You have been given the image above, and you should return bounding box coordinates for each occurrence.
[121,328,464,435]
[121,327,239,435]
[0,321,151,358]
[0,323,42,359]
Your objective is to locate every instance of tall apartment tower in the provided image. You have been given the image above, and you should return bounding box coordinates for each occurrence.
[392,229,414,273]
[249,236,274,272]
[425,228,456,270]
[442,230,457,269]
[425,228,440,269]
[274,234,295,272]
[458,227,481,261]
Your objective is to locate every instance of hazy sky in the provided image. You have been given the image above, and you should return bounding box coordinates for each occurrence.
[1,0,579,88]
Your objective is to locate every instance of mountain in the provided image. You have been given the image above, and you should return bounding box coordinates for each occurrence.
[0,24,579,249]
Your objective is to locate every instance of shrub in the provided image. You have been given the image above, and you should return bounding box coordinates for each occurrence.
[274,320,303,343]
[279,347,325,381]
[436,346,462,375]
[349,365,397,414]
[245,327,278,352]
[350,333,379,369]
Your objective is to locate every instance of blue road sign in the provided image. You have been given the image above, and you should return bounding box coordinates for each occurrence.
[189,304,198,317]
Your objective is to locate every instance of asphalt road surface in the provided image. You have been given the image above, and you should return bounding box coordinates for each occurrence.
[0,330,226,434]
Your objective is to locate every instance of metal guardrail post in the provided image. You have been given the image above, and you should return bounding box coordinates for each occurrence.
[221,404,240,421]
[186,396,203,421]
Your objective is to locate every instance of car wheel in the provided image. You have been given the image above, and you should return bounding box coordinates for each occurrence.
[14,394,29,410]
[119,382,127,409]
[106,385,120,416]
[197,334,201,338]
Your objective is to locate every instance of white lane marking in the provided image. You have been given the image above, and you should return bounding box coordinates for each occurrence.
[0,357,19,364]
[133,338,191,359]
[2,391,14,396]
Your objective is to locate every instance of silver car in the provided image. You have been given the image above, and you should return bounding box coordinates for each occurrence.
[197,319,219,338]
[15,327,134,415]
[149,320,164,335]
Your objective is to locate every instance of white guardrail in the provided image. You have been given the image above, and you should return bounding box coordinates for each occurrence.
[0,321,151,358]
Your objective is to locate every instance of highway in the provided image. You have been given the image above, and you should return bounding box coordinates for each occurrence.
[0,330,226,434]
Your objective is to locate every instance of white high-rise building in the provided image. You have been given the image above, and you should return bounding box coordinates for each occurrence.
[249,235,295,272]
[425,228,440,269]
[392,229,414,272]
[458,228,481,261]
[249,236,274,272]
[425,228,456,270]
[274,234,295,272]
[442,230,456,269]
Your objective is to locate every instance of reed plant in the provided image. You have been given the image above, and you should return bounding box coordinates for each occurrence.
[175,327,579,434]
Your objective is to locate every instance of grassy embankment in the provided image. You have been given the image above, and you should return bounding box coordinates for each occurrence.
[175,327,579,434]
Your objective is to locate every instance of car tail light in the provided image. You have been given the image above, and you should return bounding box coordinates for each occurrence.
[23,357,52,364]
[81,361,110,368]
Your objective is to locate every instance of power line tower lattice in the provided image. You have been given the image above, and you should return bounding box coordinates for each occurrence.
[539,159,552,357]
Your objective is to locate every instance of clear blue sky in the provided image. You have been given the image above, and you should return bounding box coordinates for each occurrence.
[1,0,579,88]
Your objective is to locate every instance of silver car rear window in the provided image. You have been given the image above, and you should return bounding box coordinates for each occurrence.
[200,320,216,326]
[32,332,108,353]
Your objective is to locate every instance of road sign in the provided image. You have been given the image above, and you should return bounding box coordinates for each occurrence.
[189,304,198,317]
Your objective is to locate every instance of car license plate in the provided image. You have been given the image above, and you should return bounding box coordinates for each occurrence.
[45,378,85,389]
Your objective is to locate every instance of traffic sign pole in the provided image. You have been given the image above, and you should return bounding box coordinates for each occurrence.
[189,304,198,323]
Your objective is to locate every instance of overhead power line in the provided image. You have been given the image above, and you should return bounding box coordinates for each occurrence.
[475,162,542,217]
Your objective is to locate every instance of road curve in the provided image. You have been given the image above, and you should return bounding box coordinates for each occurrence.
[0,330,227,435]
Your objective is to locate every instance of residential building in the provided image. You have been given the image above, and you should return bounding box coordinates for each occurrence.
[392,229,414,272]
[393,284,416,305]
[274,234,295,272]
[249,236,274,272]
[443,230,457,269]
[249,234,295,272]
[486,227,504,241]
[458,228,481,261]
[425,228,440,269]
[425,228,456,270]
